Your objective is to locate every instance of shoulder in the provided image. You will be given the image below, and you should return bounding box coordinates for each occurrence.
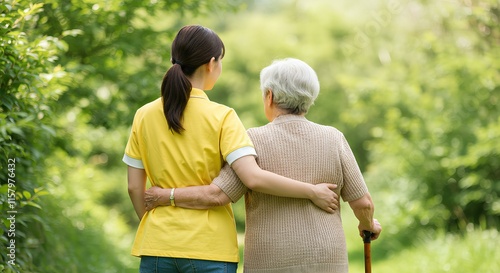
[246,118,345,132]
[134,98,162,117]
[312,123,348,145]
[205,102,242,124]
[205,97,234,112]
[209,101,235,116]
[246,123,271,138]
[129,99,163,129]
[311,121,344,137]
[189,94,235,118]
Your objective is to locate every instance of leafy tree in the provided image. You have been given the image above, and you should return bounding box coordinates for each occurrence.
[1,2,67,271]
[358,0,500,237]
[1,0,244,272]
[2,0,498,271]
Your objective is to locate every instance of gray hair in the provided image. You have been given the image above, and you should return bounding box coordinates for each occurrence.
[260,58,320,114]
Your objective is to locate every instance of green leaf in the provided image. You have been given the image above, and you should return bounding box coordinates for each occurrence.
[23,190,32,199]
[0,184,8,194]
[62,29,84,37]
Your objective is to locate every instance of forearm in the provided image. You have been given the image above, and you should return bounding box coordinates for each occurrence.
[180,186,229,208]
[146,184,230,210]
[127,166,147,220]
[231,156,315,199]
[129,188,146,219]
[349,193,374,230]
[251,169,316,198]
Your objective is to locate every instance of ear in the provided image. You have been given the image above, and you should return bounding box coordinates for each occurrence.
[265,89,273,106]
[207,57,216,72]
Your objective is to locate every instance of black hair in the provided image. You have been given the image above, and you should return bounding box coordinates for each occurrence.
[161,25,225,133]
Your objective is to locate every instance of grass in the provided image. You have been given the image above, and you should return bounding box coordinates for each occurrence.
[372,229,499,273]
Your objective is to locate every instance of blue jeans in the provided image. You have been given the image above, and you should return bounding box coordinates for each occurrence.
[139,256,238,273]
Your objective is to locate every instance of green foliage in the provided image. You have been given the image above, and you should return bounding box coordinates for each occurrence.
[34,0,246,130]
[354,0,500,240]
[29,152,136,272]
[1,0,246,272]
[1,0,498,271]
[1,2,66,271]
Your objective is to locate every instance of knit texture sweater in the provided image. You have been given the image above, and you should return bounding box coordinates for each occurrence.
[213,115,368,273]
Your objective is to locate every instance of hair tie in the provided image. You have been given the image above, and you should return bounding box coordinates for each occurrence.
[173,59,183,67]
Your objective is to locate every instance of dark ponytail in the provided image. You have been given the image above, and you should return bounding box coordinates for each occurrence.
[161,25,225,134]
[161,64,191,133]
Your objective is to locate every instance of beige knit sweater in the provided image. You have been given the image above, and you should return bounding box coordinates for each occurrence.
[213,115,368,273]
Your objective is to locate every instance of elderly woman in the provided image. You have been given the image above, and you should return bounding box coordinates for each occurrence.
[145,58,381,273]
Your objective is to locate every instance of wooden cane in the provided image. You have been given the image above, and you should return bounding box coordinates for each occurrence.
[363,230,372,273]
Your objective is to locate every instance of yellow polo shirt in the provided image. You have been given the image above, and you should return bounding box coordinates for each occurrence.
[123,88,255,262]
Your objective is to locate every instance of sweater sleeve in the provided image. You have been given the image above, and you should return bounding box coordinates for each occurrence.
[339,133,369,202]
[212,163,248,203]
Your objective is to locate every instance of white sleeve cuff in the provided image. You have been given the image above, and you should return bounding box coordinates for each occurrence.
[122,154,145,169]
[226,146,257,166]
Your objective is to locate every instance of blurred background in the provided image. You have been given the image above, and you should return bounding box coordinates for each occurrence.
[1,0,499,272]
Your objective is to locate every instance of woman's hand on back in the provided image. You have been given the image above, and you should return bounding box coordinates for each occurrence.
[311,183,339,213]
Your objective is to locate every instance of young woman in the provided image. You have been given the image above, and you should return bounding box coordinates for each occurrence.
[123,26,337,273]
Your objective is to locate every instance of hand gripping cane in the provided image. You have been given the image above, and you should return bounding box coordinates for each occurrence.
[363,230,373,273]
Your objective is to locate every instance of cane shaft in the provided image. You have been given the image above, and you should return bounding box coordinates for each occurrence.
[364,242,372,273]
[363,230,372,273]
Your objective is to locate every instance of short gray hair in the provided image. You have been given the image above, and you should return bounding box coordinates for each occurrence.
[260,58,320,114]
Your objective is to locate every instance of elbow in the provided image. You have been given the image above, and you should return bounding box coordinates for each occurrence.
[203,185,230,207]
[243,179,259,191]
[127,183,142,196]
[127,187,136,198]
[350,193,374,211]
[361,200,373,213]
[127,185,134,195]
[202,194,222,208]
[230,156,263,191]
[208,195,225,207]
[239,172,261,191]
[360,197,373,211]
